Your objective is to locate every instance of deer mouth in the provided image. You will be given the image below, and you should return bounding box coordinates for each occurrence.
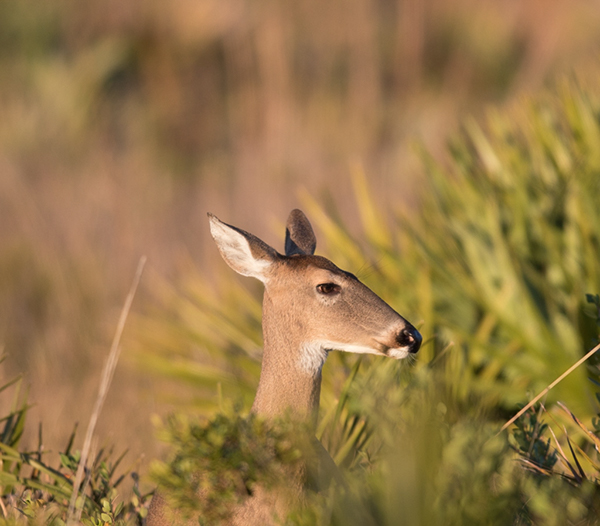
[386,347,411,360]
[313,337,418,361]
[374,335,419,360]
[374,342,411,360]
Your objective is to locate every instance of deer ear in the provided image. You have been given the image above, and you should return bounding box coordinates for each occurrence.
[208,214,278,283]
[285,209,317,256]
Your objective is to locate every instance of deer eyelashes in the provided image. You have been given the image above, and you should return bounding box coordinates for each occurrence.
[316,283,341,295]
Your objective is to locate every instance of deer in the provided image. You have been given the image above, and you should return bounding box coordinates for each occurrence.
[146,209,422,526]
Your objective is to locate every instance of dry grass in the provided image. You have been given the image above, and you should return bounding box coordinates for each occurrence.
[67,256,145,523]
[0,0,600,472]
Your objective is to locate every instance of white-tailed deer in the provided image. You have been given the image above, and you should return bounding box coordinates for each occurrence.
[146,209,421,525]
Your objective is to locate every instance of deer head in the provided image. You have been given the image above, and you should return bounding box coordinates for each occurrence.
[209,209,421,381]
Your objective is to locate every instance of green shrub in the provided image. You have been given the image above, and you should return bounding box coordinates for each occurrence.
[151,410,314,524]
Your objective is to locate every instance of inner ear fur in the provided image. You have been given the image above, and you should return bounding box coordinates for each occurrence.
[208,213,279,282]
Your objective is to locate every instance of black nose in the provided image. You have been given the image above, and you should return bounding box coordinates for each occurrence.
[397,326,422,354]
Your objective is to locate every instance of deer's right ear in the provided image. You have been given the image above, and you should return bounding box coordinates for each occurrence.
[208,214,278,283]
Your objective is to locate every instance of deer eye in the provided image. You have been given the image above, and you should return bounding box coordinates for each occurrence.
[316,283,341,295]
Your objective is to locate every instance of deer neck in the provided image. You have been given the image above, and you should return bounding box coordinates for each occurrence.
[251,292,327,430]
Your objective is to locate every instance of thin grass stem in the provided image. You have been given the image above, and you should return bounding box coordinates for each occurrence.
[66,256,146,524]
[500,341,600,434]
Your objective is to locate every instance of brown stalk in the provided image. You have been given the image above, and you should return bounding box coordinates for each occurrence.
[500,341,600,434]
[66,256,147,524]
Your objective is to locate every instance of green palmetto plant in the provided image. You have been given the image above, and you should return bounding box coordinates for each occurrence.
[401,78,600,415]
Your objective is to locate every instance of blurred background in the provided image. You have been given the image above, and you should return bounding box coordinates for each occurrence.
[1,0,600,475]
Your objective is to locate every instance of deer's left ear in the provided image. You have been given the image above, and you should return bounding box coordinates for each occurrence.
[208,214,279,283]
[285,209,317,256]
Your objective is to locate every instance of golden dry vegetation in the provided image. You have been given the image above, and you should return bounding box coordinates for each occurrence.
[1,0,600,480]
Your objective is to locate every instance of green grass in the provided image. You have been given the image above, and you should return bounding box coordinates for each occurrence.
[0,357,153,525]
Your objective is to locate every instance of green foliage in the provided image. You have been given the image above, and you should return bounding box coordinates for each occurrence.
[0,361,152,525]
[317,368,524,526]
[585,293,600,347]
[132,271,263,413]
[404,80,600,413]
[151,411,310,524]
[512,406,558,477]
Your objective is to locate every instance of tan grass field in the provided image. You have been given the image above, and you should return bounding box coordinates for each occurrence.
[1,0,600,482]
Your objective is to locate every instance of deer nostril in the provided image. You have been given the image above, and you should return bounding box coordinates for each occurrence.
[397,327,422,354]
